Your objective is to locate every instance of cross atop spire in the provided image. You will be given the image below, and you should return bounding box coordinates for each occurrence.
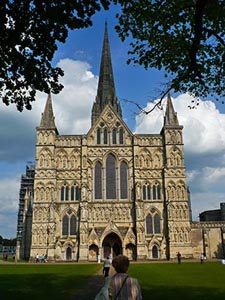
[91,23,122,124]
[164,93,179,126]
[40,93,57,131]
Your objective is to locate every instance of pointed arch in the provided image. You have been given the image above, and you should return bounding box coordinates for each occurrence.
[104,128,108,144]
[97,128,101,144]
[70,215,77,235]
[120,161,128,199]
[95,161,102,199]
[154,214,161,233]
[62,215,69,235]
[119,128,124,144]
[112,128,117,144]
[146,214,153,234]
[106,154,116,199]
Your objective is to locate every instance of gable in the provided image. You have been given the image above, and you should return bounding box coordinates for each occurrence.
[86,104,133,146]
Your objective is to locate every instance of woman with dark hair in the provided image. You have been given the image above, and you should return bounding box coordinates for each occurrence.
[109,255,142,300]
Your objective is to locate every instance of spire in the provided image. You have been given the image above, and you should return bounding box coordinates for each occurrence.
[92,22,122,124]
[164,93,179,126]
[40,93,57,130]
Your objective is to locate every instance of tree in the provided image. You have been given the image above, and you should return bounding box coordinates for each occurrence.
[115,0,225,111]
[0,0,111,111]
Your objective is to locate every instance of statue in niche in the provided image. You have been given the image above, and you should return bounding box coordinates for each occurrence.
[137,224,144,243]
[81,184,87,200]
[136,183,141,200]
[80,202,88,220]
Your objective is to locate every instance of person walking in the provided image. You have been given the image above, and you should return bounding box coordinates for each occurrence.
[200,253,204,264]
[103,256,111,277]
[109,255,142,300]
[177,252,181,264]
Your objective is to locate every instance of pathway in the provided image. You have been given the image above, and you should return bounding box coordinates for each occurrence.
[74,265,115,300]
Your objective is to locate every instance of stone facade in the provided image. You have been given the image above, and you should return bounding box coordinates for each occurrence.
[17,24,225,261]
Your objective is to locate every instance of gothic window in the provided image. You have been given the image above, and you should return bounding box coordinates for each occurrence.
[143,184,151,200]
[76,186,80,200]
[106,154,116,199]
[62,215,69,235]
[104,128,108,144]
[146,213,161,234]
[154,214,161,233]
[120,161,128,199]
[95,162,102,199]
[147,185,151,200]
[157,185,161,199]
[143,186,147,200]
[97,128,101,145]
[71,186,74,201]
[112,128,117,144]
[146,214,153,234]
[65,186,69,200]
[119,128,124,144]
[70,215,77,235]
[71,185,80,201]
[60,186,65,201]
[62,212,77,236]
[153,183,161,200]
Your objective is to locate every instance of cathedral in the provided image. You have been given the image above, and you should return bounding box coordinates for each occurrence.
[16,25,225,261]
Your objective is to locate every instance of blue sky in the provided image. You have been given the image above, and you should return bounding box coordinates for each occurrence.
[1,5,225,238]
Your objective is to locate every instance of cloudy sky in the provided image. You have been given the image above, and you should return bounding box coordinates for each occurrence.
[1,5,225,238]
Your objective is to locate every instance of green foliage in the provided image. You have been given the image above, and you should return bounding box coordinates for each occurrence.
[0,0,111,111]
[116,0,225,101]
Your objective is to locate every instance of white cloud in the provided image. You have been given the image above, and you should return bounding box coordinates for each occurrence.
[135,93,225,155]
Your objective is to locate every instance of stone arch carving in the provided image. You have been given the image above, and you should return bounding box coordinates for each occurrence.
[56,149,69,169]
[38,148,53,168]
[100,222,123,247]
[153,148,162,168]
[169,147,182,167]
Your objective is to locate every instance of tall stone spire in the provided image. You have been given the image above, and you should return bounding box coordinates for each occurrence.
[91,22,122,125]
[40,93,57,130]
[164,93,179,126]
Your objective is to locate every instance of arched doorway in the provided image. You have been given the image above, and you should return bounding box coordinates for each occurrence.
[102,233,122,259]
[152,245,158,258]
[66,247,72,260]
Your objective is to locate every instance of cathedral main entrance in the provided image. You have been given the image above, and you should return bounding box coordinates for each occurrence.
[102,233,122,259]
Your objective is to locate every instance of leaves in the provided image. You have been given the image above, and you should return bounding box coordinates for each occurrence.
[0,0,111,111]
[116,0,225,103]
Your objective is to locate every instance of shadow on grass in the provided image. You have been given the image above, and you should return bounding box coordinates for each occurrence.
[142,285,225,300]
[0,273,104,300]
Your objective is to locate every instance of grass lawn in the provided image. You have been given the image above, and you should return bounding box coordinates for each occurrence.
[128,261,225,300]
[0,263,100,300]
[0,261,224,300]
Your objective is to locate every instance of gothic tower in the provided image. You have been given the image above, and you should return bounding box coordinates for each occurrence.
[161,94,192,258]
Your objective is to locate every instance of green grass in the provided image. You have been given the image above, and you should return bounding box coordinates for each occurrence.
[0,263,100,300]
[128,262,225,300]
[0,262,225,300]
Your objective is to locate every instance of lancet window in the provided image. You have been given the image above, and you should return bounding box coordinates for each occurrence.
[146,212,161,234]
[62,209,77,236]
[94,154,129,200]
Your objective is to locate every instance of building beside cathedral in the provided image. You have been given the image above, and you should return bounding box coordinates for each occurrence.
[16,25,225,261]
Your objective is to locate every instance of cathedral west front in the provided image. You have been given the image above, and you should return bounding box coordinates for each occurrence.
[16,24,225,262]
